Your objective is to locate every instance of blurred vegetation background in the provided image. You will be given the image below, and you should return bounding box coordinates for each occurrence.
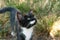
[0,0,60,40]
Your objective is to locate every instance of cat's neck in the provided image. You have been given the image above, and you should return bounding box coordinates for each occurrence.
[21,27,34,40]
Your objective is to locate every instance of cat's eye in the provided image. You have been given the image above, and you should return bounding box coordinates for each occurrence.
[27,18,30,20]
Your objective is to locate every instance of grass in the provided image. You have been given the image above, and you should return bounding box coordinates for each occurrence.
[0,0,60,40]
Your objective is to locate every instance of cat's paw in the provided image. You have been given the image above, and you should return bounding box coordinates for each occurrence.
[11,31,16,37]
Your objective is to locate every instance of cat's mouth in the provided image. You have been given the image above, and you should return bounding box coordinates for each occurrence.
[29,20,35,24]
[26,20,36,28]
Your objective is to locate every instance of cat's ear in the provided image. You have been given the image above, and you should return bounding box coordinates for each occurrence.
[29,9,33,14]
[28,9,34,16]
[17,12,24,20]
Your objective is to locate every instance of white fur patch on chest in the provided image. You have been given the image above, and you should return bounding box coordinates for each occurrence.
[21,27,34,40]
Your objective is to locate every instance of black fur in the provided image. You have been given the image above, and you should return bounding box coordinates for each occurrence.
[19,33,26,40]
[17,10,37,28]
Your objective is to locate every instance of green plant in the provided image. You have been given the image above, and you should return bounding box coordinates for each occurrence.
[16,2,30,13]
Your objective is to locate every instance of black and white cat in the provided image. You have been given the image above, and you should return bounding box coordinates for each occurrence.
[0,7,37,40]
[17,10,37,40]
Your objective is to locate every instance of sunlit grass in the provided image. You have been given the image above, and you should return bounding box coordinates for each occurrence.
[50,19,60,38]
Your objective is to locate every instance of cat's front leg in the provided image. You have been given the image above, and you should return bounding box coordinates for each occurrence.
[30,35,33,40]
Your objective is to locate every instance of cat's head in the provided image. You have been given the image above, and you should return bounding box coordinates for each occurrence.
[17,10,37,28]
